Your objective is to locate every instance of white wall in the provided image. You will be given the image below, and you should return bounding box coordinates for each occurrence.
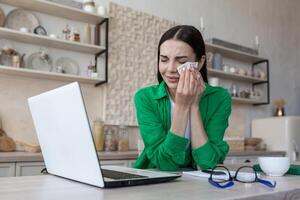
[96,0,300,136]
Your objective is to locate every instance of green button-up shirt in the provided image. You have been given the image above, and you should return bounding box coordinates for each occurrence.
[133,81,231,171]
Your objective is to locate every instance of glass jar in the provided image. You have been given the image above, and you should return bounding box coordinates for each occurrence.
[104,127,117,151]
[92,119,105,151]
[118,125,129,151]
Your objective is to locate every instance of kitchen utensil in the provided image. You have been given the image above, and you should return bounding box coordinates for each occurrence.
[258,157,290,176]
[0,48,24,67]
[245,137,262,146]
[27,51,53,72]
[19,27,30,33]
[5,9,40,32]
[34,25,47,35]
[55,57,79,75]
[0,6,5,27]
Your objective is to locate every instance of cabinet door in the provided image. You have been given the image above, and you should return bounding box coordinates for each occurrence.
[100,160,128,167]
[16,162,46,176]
[0,163,16,177]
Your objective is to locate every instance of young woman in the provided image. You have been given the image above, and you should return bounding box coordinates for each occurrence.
[133,25,231,171]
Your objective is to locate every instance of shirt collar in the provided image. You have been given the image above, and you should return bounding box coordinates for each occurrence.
[152,80,218,100]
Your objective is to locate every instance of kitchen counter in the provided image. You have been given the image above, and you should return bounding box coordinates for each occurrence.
[0,151,139,163]
[0,150,286,163]
[0,173,299,200]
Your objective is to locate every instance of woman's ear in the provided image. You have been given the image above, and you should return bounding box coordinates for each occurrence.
[198,55,206,70]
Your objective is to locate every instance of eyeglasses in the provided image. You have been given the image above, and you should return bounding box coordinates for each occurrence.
[207,165,276,189]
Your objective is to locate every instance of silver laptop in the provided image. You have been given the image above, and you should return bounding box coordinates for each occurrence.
[27,82,181,188]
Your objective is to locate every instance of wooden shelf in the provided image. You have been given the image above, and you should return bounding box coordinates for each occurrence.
[205,43,266,63]
[0,0,107,24]
[0,27,105,54]
[207,68,267,83]
[0,65,104,84]
[232,97,265,104]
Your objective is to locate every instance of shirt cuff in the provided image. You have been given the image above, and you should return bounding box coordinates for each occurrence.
[164,131,189,154]
[192,141,216,169]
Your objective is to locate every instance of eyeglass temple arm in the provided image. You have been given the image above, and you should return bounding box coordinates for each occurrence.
[208,179,234,189]
[257,178,276,188]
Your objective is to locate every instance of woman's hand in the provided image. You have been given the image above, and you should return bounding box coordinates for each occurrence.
[175,68,198,109]
[191,70,206,109]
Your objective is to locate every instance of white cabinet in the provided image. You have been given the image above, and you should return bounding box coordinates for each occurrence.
[0,163,16,177]
[15,162,45,176]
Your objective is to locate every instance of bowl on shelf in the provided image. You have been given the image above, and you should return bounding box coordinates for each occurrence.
[258,157,290,176]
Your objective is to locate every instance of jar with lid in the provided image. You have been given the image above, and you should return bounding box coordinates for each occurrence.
[118,125,129,151]
[92,119,105,151]
[104,127,117,151]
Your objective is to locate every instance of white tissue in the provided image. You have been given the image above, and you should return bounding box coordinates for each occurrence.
[177,62,198,74]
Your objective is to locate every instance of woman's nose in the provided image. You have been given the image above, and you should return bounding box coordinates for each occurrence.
[167,61,177,72]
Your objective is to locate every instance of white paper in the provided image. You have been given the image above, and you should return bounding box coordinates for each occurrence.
[177,62,198,74]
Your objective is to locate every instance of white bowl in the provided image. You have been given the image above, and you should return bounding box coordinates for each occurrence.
[258,157,290,176]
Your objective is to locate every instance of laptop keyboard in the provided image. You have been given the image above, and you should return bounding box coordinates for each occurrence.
[101,169,147,180]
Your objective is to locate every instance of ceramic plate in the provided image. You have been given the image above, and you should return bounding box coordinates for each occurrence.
[55,57,79,75]
[4,9,40,32]
[27,52,53,72]
[0,7,4,27]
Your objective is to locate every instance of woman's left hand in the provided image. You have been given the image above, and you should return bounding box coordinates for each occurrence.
[191,70,206,109]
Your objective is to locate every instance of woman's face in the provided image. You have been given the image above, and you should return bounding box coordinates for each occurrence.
[159,39,196,90]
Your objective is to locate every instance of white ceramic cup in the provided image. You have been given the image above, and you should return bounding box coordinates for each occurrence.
[97,5,106,16]
[258,157,290,176]
[49,34,58,39]
[208,77,219,86]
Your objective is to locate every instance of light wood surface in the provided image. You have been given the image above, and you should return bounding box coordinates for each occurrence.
[0,27,105,54]
[0,151,286,163]
[0,174,299,200]
[0,65,104,85]
[0,0,107,24]
[232,97,265,104]
[0,151,140,163]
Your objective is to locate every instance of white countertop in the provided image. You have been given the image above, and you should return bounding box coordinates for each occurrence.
[0,173,299,200]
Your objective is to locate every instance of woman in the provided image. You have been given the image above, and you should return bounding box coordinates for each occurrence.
[133,25,231,171]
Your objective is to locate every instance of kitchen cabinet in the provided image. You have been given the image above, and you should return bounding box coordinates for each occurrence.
[15,162,46,176]
[0,0,108,87]
[0,163,15,177]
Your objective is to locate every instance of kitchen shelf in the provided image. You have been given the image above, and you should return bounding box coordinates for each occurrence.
[205,43,266,63]
[0,0,107,24]
[0,27,105,54]
[232,97,265,105]
[207,68,267,83]
[0,65,104,85]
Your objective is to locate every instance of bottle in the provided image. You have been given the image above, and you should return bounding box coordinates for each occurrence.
[118,125,129,151]
[92,119,105,151]
[83,23,91,44]
[104,127,117,151]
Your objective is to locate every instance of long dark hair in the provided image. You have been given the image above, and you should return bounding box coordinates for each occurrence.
[157,25,208,83]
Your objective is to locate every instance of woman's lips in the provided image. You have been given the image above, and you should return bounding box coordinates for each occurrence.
[167,76,179,83]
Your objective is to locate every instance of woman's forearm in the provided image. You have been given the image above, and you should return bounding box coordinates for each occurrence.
[190,106,208,150]
[170,106,189,137]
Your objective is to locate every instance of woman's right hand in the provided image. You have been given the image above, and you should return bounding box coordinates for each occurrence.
[175,68,198,108]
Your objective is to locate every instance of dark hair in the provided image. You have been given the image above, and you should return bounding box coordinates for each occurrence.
[157,25,208,83]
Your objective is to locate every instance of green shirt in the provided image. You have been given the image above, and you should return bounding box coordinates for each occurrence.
[133,81,231,171]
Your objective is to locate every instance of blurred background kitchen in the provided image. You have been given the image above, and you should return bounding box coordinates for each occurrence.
[0,0,299,177]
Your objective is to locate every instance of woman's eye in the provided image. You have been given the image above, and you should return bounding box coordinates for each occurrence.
[160,59,167,62]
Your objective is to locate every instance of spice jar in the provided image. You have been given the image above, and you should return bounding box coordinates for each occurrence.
[104,127,117,151]
[118,125,129,151]
[62,24,71,40]
[92,119,105,151]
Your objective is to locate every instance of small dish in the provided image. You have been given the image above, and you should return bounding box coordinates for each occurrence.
[5,9,40,32]
[55,57,79,75]
[27,51,53,72]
